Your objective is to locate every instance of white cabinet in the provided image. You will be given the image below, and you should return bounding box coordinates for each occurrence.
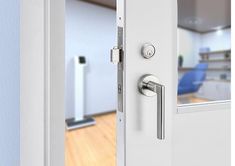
[197,80,231,101]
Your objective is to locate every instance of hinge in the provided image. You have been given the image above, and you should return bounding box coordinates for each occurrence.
[110,46,122,65]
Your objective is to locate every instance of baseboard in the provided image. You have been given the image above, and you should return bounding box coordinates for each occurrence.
[85,110,116,117]
[65,110,116,122]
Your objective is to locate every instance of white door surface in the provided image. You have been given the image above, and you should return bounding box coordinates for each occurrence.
[115,0,231,166]
[115,0,177,166]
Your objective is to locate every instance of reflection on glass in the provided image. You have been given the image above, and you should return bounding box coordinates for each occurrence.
[177,0,231,104]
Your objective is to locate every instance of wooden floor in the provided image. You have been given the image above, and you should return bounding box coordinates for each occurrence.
[65,97,208,166]
[178,96,209,104]
[65,113,116,166]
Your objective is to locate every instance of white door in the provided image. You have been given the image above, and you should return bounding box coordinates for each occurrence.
[114,0,177,166]
[114,0,231,166]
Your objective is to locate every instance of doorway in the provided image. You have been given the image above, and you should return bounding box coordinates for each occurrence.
[65,0,117,165]
[64,0,230,165]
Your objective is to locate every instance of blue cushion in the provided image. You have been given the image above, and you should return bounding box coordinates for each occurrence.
[178,86,197,95]
[178,63,208,95]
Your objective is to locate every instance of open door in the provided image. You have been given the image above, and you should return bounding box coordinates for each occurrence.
[113,0,177,165]
[113,0,231,166]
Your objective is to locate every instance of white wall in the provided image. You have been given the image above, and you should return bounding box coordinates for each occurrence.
[201,28,231,51]
[66,0,116,118]
[0,0,19,165]
[177,28,201,67]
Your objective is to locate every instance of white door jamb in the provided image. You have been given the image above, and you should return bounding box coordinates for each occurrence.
[20,0,65,165]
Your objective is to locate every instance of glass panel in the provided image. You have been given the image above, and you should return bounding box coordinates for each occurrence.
[177,0,231,105]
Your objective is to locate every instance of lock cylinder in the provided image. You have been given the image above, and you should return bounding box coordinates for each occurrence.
[141,43,156,59]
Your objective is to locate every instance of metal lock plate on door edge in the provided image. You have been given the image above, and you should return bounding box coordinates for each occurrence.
[141,43,156,59]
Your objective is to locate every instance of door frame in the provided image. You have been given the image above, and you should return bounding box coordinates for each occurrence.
[20,0,65,165]
[20,0,233,166]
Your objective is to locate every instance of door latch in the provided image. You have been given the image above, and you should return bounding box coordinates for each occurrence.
[110,47,122,65]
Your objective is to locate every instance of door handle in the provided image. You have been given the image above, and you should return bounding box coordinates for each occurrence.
[139,75,165,140]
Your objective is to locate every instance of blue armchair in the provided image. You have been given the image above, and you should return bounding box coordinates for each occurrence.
[178,63,208,95]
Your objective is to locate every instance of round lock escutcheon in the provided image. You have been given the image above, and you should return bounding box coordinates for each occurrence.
[138,74,159,97]
[141,43,156,59]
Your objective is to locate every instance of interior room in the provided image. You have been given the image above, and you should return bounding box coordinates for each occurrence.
[65,0,231,165]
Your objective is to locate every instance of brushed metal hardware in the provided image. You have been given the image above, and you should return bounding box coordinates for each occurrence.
[111,47,122,65]
[141,43,156,59]
[139,74,165,140]
[112,27,124,113]
[111,45,124,112]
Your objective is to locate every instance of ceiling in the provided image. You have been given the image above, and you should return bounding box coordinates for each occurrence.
[83,0,116,9]
[82,0,231,33]
[178,0,231,33]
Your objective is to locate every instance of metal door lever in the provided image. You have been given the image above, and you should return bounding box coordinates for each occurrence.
[139,75,165,140]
